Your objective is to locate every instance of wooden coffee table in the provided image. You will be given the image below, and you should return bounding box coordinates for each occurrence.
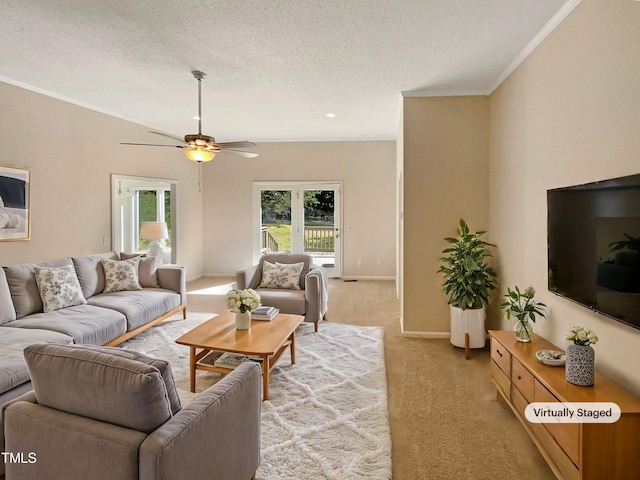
[175,311,304,400]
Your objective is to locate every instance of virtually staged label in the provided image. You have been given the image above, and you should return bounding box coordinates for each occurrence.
[524,402,621,423]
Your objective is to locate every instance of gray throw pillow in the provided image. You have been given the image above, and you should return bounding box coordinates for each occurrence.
[138,256,160,288]
[118,253,160,288]
[34,265,87,313]
[119,252,143,260]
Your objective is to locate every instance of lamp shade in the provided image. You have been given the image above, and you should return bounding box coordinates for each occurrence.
[184,146,215,162]
[139,222,169,240]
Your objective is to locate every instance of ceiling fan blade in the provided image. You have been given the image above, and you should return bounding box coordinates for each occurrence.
[148,131,186,143]
[215,141,256,149]
[218,149,259,158]
[120,142,184,148]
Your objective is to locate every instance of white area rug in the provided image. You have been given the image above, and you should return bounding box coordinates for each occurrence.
[120,313,392,480]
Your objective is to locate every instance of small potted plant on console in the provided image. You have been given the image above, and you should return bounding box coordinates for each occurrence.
[499,285,547,342]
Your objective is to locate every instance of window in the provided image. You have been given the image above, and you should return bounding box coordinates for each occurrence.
[111,175,177,263]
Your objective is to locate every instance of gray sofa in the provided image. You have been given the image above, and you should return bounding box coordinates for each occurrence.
[0,252,187,477]
[0,252,187,406]
[2,344,261,480]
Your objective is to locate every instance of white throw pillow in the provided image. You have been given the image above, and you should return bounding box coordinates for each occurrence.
[34,265,87,313]
[259,261,303,290]
[102,258,143,293]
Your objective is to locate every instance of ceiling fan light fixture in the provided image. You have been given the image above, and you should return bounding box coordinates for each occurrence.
[184,146,215,162]
[121,70,257,161]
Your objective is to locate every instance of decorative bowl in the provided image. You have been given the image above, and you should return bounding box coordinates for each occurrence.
[536,349,566,367]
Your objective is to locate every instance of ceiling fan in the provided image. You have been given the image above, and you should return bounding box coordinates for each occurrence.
[121,70,258,162]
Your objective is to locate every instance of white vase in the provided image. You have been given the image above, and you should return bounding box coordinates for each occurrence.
[449,305,486,349]
[235,311,251,330]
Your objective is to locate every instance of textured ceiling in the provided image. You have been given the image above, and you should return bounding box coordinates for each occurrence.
[0,0,572,142]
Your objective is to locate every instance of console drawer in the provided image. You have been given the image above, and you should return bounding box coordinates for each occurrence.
[491,337,511,376]
[511,357,534,402]
[534,380,579,467]
[511,382,529,419]
[491,361,510,401]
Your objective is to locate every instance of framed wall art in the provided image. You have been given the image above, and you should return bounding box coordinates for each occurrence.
[0,165,31,241]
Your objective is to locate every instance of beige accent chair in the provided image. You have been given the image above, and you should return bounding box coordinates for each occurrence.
[236,253,328,332]
[2,344,261,480]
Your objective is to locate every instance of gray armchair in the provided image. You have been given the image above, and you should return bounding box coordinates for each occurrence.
[2,344,261,480]
[236,253,328,332]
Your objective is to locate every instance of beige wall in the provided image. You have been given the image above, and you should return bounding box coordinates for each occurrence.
[402,96,490,334]
[202,140,396,277]
[489,0,640,394]
[0,81,204,277]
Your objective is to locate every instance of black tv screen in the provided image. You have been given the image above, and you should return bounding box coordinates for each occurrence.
[548,173,640,331]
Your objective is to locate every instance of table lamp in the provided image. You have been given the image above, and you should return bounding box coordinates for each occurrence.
[139,222,169,262]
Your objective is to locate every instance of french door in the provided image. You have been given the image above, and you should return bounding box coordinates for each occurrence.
[253,182,341,277]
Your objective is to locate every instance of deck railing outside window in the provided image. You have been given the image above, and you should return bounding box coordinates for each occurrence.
[261,227,280,253]
[304,226,334,252]
[261,226,334,253]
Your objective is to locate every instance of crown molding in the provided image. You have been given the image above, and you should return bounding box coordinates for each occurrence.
[486,0,582,94]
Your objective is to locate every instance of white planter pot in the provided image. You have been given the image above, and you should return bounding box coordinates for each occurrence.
[449,305,486,349]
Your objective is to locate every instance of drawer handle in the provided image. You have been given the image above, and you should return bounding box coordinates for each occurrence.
[496,349,503,358]
[517,375,522,380]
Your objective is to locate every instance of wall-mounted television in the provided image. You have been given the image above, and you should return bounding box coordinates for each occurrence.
[548,173,640,331]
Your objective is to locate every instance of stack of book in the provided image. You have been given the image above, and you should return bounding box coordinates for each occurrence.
[199,350,224,366]
[251,306,279,321]
[199,351,264,369]
[213,352,248,369]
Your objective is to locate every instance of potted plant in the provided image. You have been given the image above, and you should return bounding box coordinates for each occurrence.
[498,286,546,342]
[437,219,497,351]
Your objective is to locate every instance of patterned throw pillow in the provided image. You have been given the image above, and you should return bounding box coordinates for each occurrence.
[258,261,304,290]
[102,258,143,293]
[34,265,87,313]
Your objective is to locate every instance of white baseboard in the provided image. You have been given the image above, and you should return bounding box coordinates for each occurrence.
[401,330,451,339]
[341,276,396,281]
[400,331,492,343]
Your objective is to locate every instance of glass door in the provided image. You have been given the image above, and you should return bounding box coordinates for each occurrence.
[303,188,339,276]
[260,190,292,254]
[254,182,341,277]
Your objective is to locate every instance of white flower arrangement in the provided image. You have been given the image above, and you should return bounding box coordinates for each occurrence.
[226,288,261,313]
[565,326,599,347]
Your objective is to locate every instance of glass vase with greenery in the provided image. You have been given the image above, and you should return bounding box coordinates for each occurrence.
[499,286,546,342]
